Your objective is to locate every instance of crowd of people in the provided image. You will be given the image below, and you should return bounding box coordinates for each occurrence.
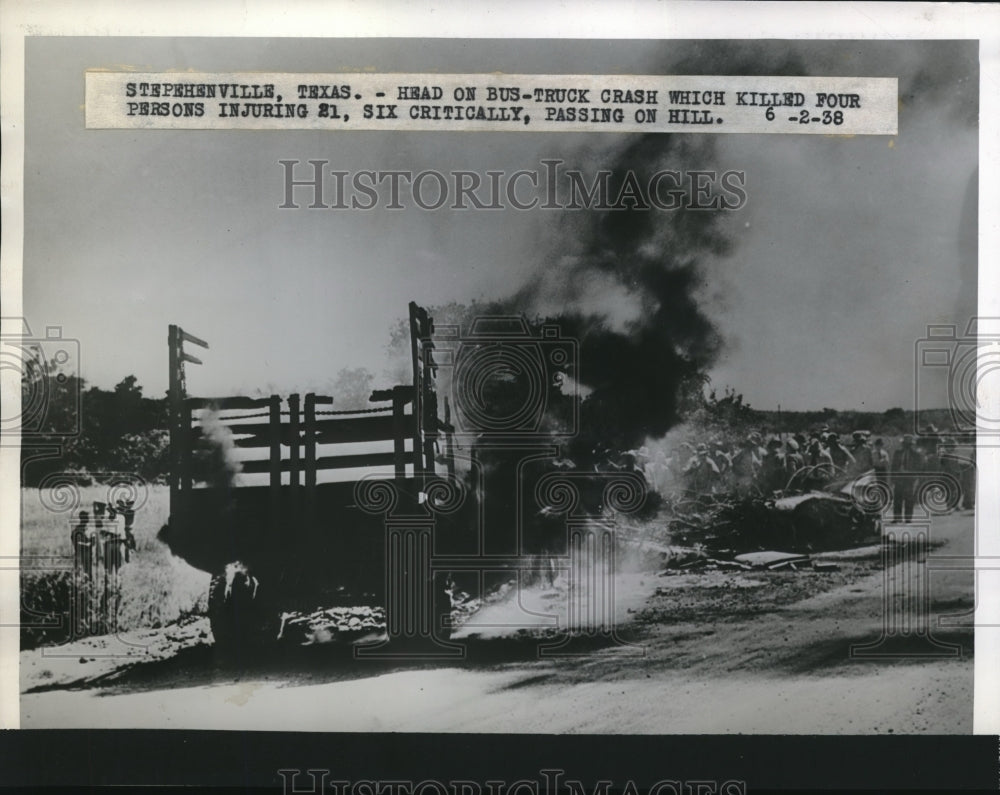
[597,425,975,523]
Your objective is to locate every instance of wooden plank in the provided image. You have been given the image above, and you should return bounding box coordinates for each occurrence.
[370,386,414,404]
[180,329,209,349]
[240,451,413,474]
[191,423,311,447]
[734,550,811,568]
[191,430,274,449]
[191,413,406,448]
[186,396,273,410]
[311,415,399,445]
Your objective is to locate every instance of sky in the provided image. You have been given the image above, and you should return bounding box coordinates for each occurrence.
[22,38,978,412]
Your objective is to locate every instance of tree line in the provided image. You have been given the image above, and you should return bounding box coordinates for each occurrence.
[20,315,959,488]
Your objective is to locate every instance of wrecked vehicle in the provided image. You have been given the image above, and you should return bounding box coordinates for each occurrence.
[157,304,457,651]
[664,473,884,554]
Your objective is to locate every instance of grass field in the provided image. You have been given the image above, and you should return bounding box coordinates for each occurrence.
[20,484,209,648]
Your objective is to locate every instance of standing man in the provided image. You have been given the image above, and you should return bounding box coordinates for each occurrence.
[891,434,924,523]
[805,435,835,488]
[872,437,890,485]
[825,433,856,473]
[683,444,721,495]
[730,436,761,494]
[757,438,787,494]
[783,437,805,484]
[711,439,732,479]
[849,431,874,475]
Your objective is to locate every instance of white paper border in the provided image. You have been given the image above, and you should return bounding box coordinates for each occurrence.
[1,0,997,736]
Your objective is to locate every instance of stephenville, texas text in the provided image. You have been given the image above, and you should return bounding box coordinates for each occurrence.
[122,80,864,126]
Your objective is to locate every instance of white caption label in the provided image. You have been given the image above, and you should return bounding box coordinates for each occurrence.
[86,72,898,135]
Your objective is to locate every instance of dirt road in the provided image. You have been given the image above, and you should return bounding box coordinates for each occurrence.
[20,511,975,733]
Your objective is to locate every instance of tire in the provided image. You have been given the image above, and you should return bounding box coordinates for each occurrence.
[208,562,279,654]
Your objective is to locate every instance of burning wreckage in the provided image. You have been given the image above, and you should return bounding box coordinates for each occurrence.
[157,303,890,651]
[630,435,887,559]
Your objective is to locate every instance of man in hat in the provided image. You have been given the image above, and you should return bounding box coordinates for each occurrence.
[891,434,924,523]
[757,437,787,494]
[730,436,760,493]
[872,437,890,482]
[825,432,856,472]
[849,431,874,475]
[644,449,671,495]
[805,436,835,488]
[783,437,805,485]
[683,443,721,494]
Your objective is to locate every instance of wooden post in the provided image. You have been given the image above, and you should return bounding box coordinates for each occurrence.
[167,325,180,510]
[167,325,208,511]
[180,401,193,493]
[269,394,282,530]
[288,393,301,531]
[304,393,317,531]
[421,343,438,475]
[409,303,424,476]
[304,394,332,530]
[392,388,407,479]
[443,397,456,478]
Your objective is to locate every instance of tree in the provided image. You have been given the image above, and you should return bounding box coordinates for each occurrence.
[21,371,170,486]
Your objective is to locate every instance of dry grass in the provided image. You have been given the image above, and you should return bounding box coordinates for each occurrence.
[20,485,209,648]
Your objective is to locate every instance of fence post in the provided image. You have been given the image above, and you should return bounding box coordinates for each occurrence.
[269,394,282,532]
[392,388,407,479]
[288,393,301,534]
[408,303,424,476]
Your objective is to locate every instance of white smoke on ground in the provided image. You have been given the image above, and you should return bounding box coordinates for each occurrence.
[629,424,704,498]
[451,509,683,639]
[195,409,243,490]
[451,549,656,641]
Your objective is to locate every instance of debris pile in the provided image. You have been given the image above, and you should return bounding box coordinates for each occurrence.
[660,487,879,555]
[278,605,386,645]
[657,548,841,575]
